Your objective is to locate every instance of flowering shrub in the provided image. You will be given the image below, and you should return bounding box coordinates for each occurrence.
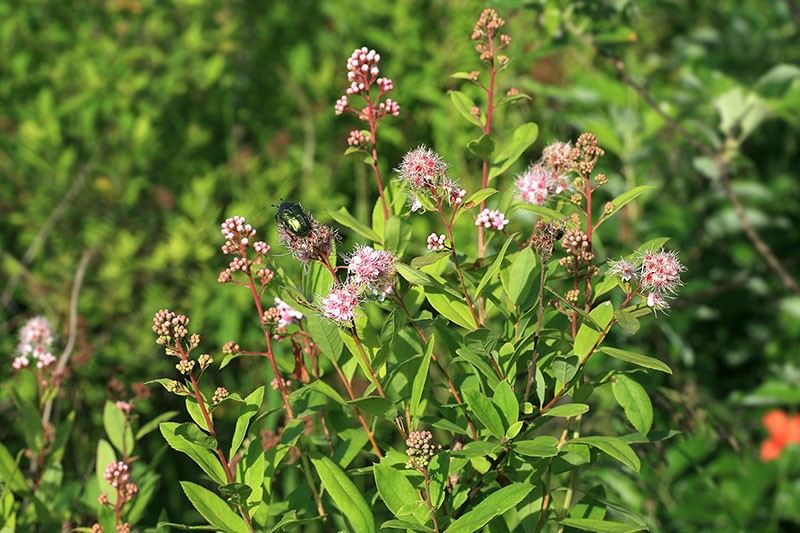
[137,9,695,533]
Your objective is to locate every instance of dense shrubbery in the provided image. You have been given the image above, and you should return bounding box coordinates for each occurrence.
[2,1,800,531]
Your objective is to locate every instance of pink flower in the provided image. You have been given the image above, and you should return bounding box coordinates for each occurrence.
[320,284,360,324]
[541,141,572,175]
[220,216,256,255]
[336,47,400,121]
[475,208,509,231]
[427,233,446,251]
[515,163,551,205]
[116,401,132,414]
[36,353,56,369]
[397,146,449,189]
[346,245,397,292]
[274,297,303,328]
[640,249,685,294]
[12,356,29,370]
[607,258,637,282]
[646,292,670,309]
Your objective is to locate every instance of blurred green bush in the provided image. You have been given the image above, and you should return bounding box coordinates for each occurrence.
[2,0,799,529]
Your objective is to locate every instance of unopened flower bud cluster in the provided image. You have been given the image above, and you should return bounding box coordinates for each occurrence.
[405,430,442,471]
[334,47,400,131]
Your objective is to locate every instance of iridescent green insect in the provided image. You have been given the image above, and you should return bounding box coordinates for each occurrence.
[275,201,313,237]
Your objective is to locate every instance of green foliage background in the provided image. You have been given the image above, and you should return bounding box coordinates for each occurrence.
[2,0,799,529]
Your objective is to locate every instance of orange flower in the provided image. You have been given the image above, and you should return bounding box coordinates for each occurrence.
[760,409,800,461]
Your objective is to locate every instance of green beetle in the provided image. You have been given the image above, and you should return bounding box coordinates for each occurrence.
[275,201,313,237]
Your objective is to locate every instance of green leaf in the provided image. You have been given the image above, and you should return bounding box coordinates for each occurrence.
[303,380,348,406]
[449,90,483,127]
[544,403,590,418]
[427,451,449,509]
[571,436,640,472]
[453,440,500,459]
[595,186,656,229]
[463,388,505,439]
[512,436,559,457]
[136,410,179,440]
[396,262,439,288]
[180,481,249,533]
[488,122,539,180]
[454,348,501,388]
[230,386,264,457]
[574,302,614,359]
[328,206,382,242]
[559,518,647,532]
[306,313,343,362]
[410,251,450,268]
[515,203,565,221]
[0,442,29,493]
[599,347,672,374]
[11,391,43,453]
[160,422,227,485]
[492,381,518,429]
[614,309,640,334]
[447,483,534,533]
[310,453,375,533]
[380,520,435,532]
[612,375,653,436]
[176,422,217,450]
[425,286,477,331]
[384,216,412,256]
[463,187,498,208]
[475,235,514,299]
[348,397,398,420]
[410,334,435,426]
[103,401,134,456]
[552,355,580,386]
[374,463,427,523]
[186,397,212,433]
[96,439,118,504]
[502,247,538,307]
[467,135,495,160]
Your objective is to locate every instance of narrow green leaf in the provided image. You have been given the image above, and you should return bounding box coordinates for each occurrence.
[306,313,343,362]
[574,302,614,359]
[230,386,264,457]
[572,436,640,472]
[185,397,212,433]
[559,518,647,532]
[452,440,500,459]
[328,206,381,242]
[463,187,498,208]
[180,481,249,533]
[463,388,505,439]
[612,375,653,436]
[0,442,29,493]
[595,186,656,230]
[374,463,425,523]
[449,90,483,127]
[425,286,477,330]
[103,401,134,456]
[492,381,518,429]
[160,422,227,485]
[488,122,539,180]
[599,347,672,374]
[348,397,398,420]
[136,410,179,440]
[614,309,640,334]
[454,348,501,387]
[467,135,495,160]
[475,235,515,299]
[427,451,449,509]
[304,380,348,406]
[544,403,590,418]
[96,439,118,504]
[410,251,450,268]
[503,248,537,307]
[447,483,534,533]
[410,334,435,426]
[384,215,411,256]
[175,422,217,450]
[11,391,43,453]
[397,262,439,288]
[512,436,559,457]
[311,453,375,533]
[380,520,435,532]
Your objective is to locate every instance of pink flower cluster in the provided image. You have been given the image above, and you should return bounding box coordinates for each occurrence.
[103,461,130,488]
[405,430,442,470]
[608,248,686,310]
[320,284,361,324]
[274,297,303,329]
[475,208,509,231]
[320,246,398,324]
[334,47,400,124]
[515,141,572,206]
[396,146,466,212]
[13,316,56,370]
[219,216,273,284]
